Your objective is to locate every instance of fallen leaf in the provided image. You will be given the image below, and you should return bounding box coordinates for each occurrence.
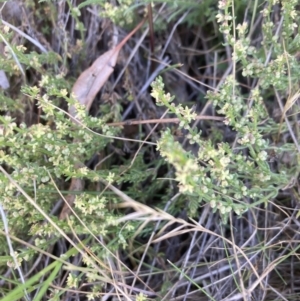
[69,19,146,121]
[60,19,145,219]
[59,178,85,220]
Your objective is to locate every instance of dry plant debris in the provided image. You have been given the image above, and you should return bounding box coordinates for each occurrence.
[0,1,300,301]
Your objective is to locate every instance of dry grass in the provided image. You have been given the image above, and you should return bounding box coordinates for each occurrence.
[1,1,300,300]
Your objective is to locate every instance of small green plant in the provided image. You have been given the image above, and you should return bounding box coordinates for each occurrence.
[151,0,300,221]
[1,0,300,300]
[0,3,158,263]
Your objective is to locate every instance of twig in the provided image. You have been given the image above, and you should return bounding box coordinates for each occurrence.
[108,115,224,127]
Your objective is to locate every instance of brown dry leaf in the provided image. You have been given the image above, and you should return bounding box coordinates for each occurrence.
[59,178,85,220]
[69,19,146,120]
[280,90,300,124]
[60,19,145,219]
[277,89,300,140]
